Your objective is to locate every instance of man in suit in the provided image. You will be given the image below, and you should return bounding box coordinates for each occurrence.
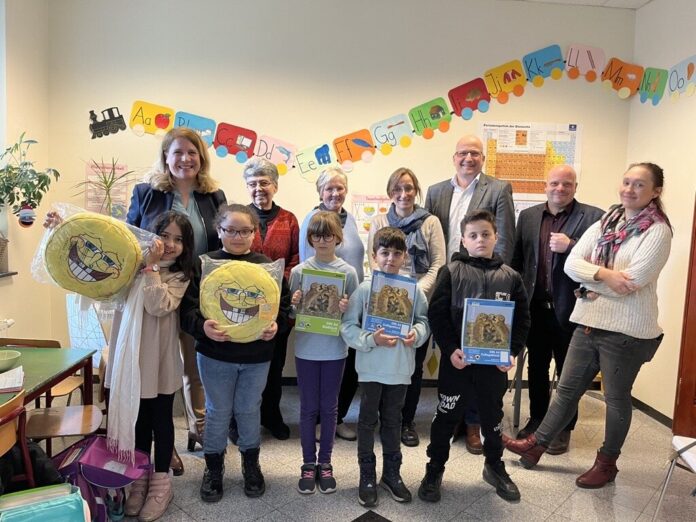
[425,134,515,265]
[424,134,515,454]
[511,164,603,455]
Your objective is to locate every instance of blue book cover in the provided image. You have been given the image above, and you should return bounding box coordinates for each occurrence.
[461,298,515,365]
[363,270,417,337]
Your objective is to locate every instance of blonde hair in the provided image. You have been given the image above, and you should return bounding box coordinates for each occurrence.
[145,127,219,193]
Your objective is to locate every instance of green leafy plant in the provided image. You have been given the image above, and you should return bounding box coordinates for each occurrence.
[73,158,134,216]
[0,133,60,214]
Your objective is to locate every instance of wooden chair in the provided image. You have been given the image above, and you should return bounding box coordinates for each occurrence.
[25,404,103,457]
[0,338,85,408]
[0,390,35,488]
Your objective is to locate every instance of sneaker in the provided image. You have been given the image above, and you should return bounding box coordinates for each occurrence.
[297,463,316,494]
[401,422,419,447]
[380,454,412,503]
[482,461,520,502]
[417,462,444,503]
[336,423,357,441]
[516,418,541,440]
[358,457,378,507]
[317,463,337,494]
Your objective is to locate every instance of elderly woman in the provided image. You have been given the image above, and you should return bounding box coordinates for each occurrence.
[127,127,227,472]
[367,167,445,447]
[299,167,365,440]
[505,162,672,489]
[244,157,300,440]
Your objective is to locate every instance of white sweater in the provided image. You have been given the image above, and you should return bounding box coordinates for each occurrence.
[564,219,672,339]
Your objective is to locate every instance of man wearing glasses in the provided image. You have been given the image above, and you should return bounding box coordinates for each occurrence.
[424,134,515,455]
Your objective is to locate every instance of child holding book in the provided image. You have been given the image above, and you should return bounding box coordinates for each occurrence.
[289,211,359,495]
[417,209,530,503]
[341,227,430,507]
[180,203,291,502]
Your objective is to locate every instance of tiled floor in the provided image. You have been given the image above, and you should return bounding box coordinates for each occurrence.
[136,387,695,521]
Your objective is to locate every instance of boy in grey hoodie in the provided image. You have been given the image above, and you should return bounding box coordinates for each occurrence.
[341,227,430,508]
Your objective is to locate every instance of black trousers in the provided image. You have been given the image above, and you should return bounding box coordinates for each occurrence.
[358,382,408,460]
[135,393,175,473]
[401,335,430,425]
[427,359,507,465]
[260,327,290,427]
[526,301,577,430]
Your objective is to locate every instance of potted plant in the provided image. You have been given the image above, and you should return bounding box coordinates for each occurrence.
[0,133,60,226]
[73,158,134,218]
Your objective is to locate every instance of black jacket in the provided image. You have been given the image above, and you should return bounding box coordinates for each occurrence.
[428,251,530,358]
[510,200,603,330]
[126,183,227,252]
[180,250,292,364]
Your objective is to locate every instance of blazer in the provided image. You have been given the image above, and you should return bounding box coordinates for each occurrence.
[126,183,227,252]
[510,200,604,330]
[424,173,515,264]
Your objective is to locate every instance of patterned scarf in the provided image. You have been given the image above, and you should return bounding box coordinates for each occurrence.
[594,202,664,268]
[386,203,432,275]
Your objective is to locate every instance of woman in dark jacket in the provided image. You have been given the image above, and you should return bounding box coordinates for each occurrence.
[127,127,226,472]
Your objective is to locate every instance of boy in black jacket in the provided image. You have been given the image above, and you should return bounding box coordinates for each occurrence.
[418,209,530,503]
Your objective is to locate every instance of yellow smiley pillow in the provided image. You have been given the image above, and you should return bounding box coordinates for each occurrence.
[200,260,280,343]
[44,212,143,300]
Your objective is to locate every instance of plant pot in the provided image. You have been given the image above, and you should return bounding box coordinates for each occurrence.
[18,204,36,227]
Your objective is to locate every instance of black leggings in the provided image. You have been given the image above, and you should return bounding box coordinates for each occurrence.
[135,394,175,473]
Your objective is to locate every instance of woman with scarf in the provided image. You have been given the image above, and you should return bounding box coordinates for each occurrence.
[367,167,445,447]
[244,157,300,440]
[299,167,365,441]
[505,162,672,489]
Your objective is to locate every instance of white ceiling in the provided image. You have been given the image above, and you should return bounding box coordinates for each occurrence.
[515,0,652,8]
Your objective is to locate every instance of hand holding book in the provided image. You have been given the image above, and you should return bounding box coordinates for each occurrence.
[496,355,516,373]
[373,328,399,348]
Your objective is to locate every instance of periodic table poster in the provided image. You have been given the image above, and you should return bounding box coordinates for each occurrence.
[480,121,582,196]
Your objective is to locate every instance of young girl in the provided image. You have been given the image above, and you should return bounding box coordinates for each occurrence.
[107,210,195,522]
[289,211,359,494]
[179,203,291,502]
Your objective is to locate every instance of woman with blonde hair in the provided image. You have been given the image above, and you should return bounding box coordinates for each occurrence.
[127,127,227,473]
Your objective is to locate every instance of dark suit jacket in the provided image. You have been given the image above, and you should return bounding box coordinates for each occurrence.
[126,183,227,252]
[511,200,603,330]
[424,173,515,264]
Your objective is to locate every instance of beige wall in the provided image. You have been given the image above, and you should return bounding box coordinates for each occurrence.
[628,0,696,417]
[1,0,690,416]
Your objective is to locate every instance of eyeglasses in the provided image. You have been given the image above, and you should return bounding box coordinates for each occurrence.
[246,180,273,189]
[322,186,346,194]
[454,150,482,159]
[219,226,254,238]
[391,185,416,196]
[310,233,335,243]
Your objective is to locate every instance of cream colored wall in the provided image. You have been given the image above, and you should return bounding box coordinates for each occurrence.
[0,0,56,341]
[6,0,686,414]
[628,0,696,418]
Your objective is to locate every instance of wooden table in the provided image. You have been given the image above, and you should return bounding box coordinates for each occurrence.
[0,347,95,406]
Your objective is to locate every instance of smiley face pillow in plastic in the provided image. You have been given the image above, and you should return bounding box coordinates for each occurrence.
[44,212,142,299]
[200,260,280,343]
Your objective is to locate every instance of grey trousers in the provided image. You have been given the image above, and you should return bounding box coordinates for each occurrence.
[536,326,662,456]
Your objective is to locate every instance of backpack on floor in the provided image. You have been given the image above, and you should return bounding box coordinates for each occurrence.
[51,436,150,522]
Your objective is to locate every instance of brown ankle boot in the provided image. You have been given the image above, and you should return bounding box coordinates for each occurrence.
[576,451,618,489]
[503,433,547,469]
[138,471,173,521]
[465,424,483,455]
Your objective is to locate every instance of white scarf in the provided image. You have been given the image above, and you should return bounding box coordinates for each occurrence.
[107,260,174,462]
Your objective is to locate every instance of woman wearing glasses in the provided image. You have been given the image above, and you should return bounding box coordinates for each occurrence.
[299,167,365,441]
[243,158,300,440]
[127,127,227,472]
[366,167,446,447]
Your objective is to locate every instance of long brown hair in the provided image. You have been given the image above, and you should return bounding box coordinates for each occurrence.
[628,162,672,230]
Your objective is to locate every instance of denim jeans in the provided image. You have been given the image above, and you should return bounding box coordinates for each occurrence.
[357,382,407,460]
[536,326,662,456]
[197,353,271,453]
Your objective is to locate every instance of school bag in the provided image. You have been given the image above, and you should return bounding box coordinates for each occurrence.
[51,436,150,522]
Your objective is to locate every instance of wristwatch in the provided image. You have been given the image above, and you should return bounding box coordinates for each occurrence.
[142,264,160,273]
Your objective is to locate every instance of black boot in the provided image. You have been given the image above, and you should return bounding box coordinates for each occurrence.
[380,452,412,503]
[241,448,265,498]
[483,460,520,501]
[200,452,225,503]
[358,455,378,507]
[417,461,445,503]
